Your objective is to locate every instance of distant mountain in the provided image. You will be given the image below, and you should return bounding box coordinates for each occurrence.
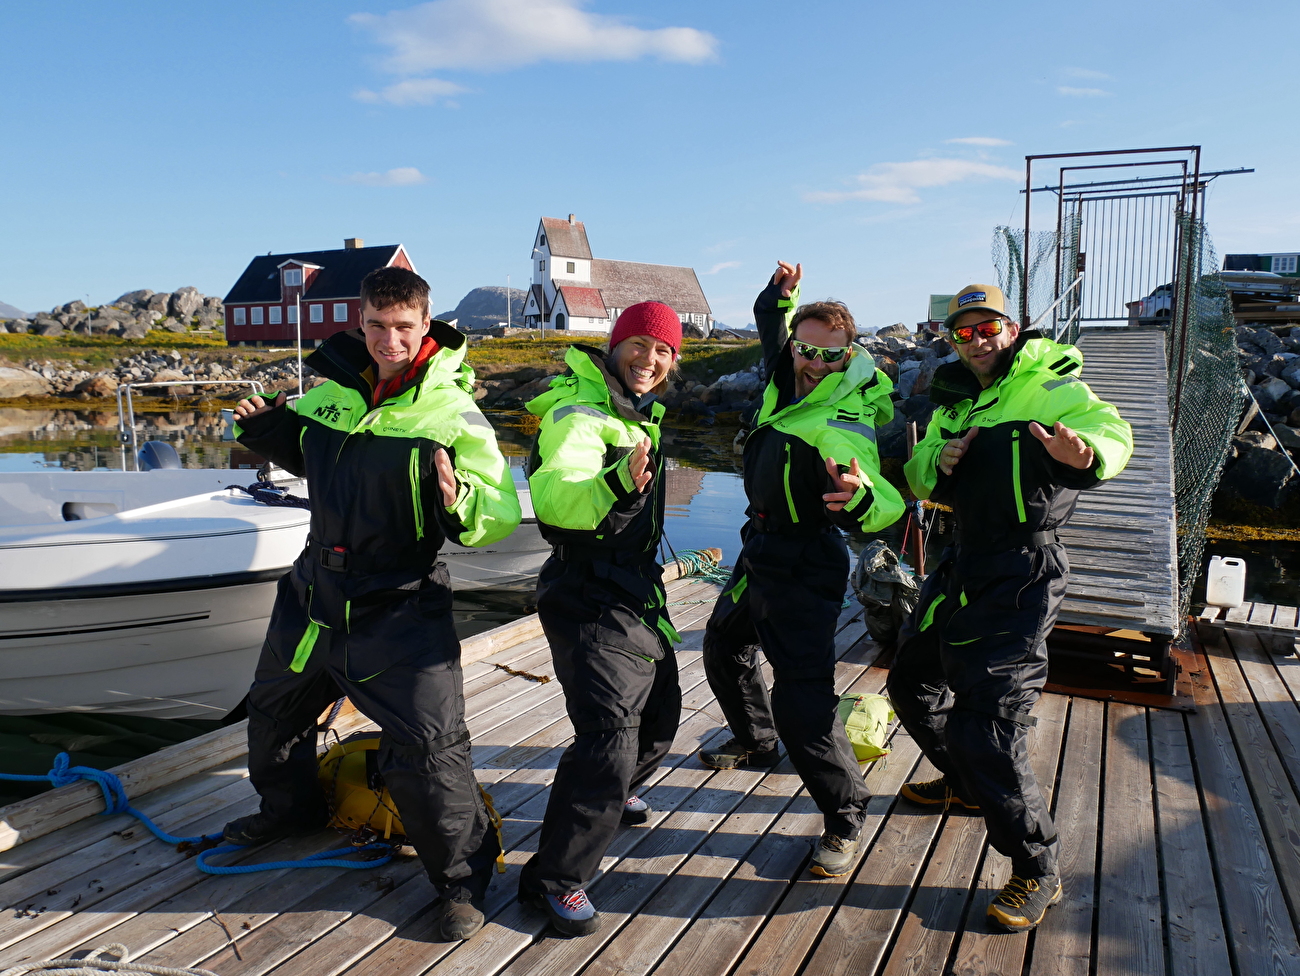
[437,286,528,332]
[0,300,28,319]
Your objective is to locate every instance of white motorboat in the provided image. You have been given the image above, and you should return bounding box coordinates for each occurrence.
[0,463,545,720]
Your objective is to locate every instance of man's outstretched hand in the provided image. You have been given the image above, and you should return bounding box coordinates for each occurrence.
[823,455,862,512]
[938,427,978,476]
[773,260,803,299]
[233,390,286,422]
[1029,421,1094,470]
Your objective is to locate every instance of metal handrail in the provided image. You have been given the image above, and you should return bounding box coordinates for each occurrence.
[1028,273,1085,333]
[115,379,266,471]
[1053,305,1083,343]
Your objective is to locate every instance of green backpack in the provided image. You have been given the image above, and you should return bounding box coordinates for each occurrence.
[838,693,896,764]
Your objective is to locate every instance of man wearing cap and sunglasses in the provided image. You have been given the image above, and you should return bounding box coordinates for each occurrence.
[700,261,904,879]
[888,284,1132,932]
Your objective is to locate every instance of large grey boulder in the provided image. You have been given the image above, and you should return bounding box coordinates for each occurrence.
[119,319,150,340]
[145,293,170,313]
[158,316,189,333]
[169,287,202,322]
[33,317,64,337]
[115,289,154,306]
[203,295,224,310]
[1254,377,1293,412]
[1275,424,1300,453]
[194,308,222,330]
[877,323,912,339]
[683,318,708,339]
[59,300,86,316]
[0,367,54,397]
[1252,328,1285,356]
[7,319,27,333]
[1219,445,1295,508]
[1282,361,1300,391]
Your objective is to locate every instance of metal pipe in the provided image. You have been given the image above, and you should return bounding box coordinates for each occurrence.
[115,379,266,471]
[1030,274,1085,331]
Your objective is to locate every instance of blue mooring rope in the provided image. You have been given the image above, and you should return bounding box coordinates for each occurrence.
[0,753,392,876]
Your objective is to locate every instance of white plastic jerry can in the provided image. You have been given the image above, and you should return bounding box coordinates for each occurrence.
[1206,555,1246,608]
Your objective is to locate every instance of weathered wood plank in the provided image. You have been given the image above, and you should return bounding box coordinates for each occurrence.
[1096,703,1165,976]
[1186,634,1300,974]
[1149,708,1233,976]
[1027,697,1104,976]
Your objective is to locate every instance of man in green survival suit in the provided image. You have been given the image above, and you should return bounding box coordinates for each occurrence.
[224,267,521,943]
[701,261,905,878]
[518,302,684,937]
[889,284,1132,933]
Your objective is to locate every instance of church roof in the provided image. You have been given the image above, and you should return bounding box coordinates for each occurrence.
[591,259,712,315]
[557,286,608,319]
[540,217,592,259]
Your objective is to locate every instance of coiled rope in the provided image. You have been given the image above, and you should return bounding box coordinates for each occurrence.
[666,548,734,606]
[0,942,218,976]
[229,481,311,509]
[0,754,393,877]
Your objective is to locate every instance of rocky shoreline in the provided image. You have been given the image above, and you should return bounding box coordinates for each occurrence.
[2,288,224,339]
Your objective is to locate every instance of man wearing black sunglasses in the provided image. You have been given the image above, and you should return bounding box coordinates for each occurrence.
[887,283,1133,934]
[699,261,905,880]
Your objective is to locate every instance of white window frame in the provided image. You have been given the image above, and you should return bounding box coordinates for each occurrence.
[309,304,324,323]
[268,306,282,325]
[1272,255,1297,274]
[283,269,303,286]
[333,303,348,323]
[566,261,575,274]
[250,307,264,326]
[232,307,246,326]
[287,305,298,324]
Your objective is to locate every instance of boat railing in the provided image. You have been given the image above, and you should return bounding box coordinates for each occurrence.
[115,379,266,471]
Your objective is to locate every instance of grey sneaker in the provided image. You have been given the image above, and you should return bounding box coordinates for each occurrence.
[809,831,859,878]
[621,794,651,825]
[541,888,601,937]
[699,737,781,770]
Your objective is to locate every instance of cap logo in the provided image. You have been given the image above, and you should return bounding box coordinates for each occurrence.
[957,291,986,307]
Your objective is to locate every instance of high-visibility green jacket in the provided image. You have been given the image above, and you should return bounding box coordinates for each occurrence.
[525,345,666,556]
[904,330,1133,552]
[743,280,905,534]
[234,323,521,659]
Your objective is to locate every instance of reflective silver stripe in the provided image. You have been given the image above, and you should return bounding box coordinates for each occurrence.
[1041,376,1081,391]
[460,410,493,429]
[826,419,876,441]
[554,404,608,423]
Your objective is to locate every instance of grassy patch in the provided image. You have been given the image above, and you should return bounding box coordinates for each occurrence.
[465,335,761,381]
[0,332,230,368]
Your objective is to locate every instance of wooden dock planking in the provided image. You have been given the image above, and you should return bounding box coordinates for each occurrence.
[13,580,1300,975]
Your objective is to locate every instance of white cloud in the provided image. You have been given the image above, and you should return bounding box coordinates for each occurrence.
[1064,67,1110,80]
[945,136,1012,146]
[351,0,718,74]
[343,167,429,187]
[355,77,468,104]
[806,159,1021,205]
[705,261,741,274]
[1058,86,1111,97]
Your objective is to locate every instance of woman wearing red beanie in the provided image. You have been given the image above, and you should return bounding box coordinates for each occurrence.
[516,302,684,936]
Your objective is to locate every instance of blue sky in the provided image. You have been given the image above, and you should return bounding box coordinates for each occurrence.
[2,0,1297,327]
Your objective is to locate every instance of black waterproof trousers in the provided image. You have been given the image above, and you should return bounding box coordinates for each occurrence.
[887,543,1067,879]
[702,527,869,839]
[245,578,499,902]
[518,553,682,899]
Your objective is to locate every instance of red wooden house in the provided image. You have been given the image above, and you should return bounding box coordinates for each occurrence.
[223,239,415,347]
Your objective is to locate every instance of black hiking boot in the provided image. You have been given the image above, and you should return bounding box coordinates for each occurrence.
[221,812,322,846]
[699,738,781,770]
[434,896,484,941]
[987,874,1062,932]
[899,777,980,811]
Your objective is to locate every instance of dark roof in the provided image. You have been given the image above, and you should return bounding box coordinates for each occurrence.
[540,217,592,260]
[528,283,549,314]
[224,245,404,303]
[557,286,608,319]
[591,259,712,315]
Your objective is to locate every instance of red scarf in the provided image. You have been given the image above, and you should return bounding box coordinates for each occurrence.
[373,336,439,405]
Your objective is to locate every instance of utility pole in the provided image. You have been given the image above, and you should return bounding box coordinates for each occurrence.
[507,274,511,330]
[295,295,303,396]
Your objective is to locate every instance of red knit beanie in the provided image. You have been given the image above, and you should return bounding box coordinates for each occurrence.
[609,301,682,354]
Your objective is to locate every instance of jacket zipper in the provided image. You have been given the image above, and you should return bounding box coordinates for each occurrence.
[783,442,799,523]
[1011,429,1027,523]
[409,446,425,541]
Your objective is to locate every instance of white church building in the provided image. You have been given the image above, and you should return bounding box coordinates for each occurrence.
[521,215,713,336]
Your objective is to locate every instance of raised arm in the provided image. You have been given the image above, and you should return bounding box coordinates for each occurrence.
[754,261,803,378]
